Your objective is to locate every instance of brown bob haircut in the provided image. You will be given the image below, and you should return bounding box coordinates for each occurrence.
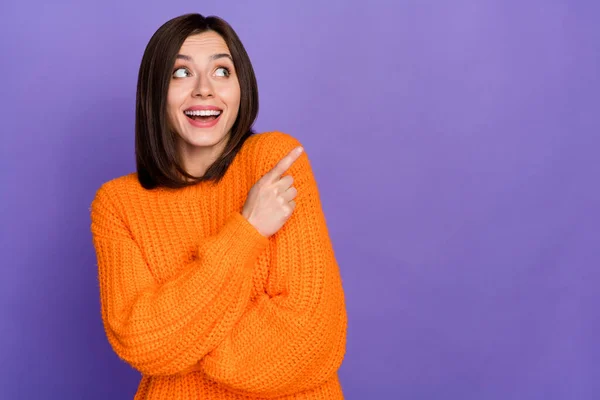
[135,13,259,189]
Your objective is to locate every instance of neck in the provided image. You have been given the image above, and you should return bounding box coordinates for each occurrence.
[178,135,230,178]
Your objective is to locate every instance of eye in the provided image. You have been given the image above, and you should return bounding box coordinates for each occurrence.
[215,67,230,77]
[173,67,191,78]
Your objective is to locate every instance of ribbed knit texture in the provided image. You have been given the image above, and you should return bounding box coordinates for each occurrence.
[90,131,347,399]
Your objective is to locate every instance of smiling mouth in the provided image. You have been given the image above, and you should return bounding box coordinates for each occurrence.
[183,109,222,121]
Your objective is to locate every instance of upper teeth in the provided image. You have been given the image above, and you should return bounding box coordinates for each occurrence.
[185,110,221,116]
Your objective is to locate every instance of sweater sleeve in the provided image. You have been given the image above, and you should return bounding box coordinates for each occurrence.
[90,184,269,376]
[196,135,348,398]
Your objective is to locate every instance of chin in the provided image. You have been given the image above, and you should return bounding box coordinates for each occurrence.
[181,130,229,148]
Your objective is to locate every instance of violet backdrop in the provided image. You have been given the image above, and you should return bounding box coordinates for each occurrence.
[1,0,599,399]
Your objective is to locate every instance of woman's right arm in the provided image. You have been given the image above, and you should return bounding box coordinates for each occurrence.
[90,183,269,377]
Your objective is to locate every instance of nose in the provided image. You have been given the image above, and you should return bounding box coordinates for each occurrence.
[192,76,214,98]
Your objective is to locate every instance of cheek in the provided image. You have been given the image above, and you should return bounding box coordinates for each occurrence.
[216,79,241,106]
[223,86,241,115]
[166,99,182,130]
[167,88,187,124]
[167,82,190,109]
[166,100,178,126]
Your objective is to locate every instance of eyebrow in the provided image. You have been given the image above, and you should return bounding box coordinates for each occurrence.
[176,53,233,62]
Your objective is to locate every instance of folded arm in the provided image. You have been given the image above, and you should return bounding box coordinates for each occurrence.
[90,184,269,376]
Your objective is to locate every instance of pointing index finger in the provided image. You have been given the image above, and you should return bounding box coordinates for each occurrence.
[266,146,304,182]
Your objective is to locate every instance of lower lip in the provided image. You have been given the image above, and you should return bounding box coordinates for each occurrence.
[185,113,222,128]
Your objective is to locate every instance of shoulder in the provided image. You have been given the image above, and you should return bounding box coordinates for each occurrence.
[91,173,142,214]
[243,131,312,180]
[244,131,304,155]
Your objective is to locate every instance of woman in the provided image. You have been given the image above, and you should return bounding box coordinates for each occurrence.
[90,13,348,400]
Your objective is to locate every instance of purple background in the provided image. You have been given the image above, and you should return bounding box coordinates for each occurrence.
[1,1,599,398]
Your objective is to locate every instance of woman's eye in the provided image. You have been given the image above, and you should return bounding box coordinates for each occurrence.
[215,67,230,77]
[173,68,190,78]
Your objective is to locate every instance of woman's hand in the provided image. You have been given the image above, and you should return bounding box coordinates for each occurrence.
[242,146,304,237]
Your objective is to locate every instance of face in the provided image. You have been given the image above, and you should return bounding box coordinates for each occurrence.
[167,31,241,168]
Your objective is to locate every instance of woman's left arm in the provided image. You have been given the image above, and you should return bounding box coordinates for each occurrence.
[197,134,348,398]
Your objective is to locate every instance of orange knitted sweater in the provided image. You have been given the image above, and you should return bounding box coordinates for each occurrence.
[90,131,348,399]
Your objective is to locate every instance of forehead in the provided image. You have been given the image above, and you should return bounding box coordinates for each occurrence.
[179,31,231,56]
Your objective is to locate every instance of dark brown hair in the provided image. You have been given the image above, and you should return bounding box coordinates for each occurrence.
[135,13,259,189]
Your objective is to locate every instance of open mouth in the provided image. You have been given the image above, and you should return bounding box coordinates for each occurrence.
[184,109,222,122]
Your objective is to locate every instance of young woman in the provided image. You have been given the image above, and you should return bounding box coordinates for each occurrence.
[90,13,348,399]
